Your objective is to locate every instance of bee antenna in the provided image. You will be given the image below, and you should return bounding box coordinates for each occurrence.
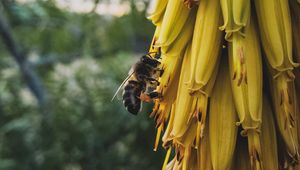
[147,52,159,58]
[147,52,157,55]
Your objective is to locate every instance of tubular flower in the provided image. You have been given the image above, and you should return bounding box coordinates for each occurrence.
[209,56,238,170]
[291,0,300,91]
[228,15,263,169]
[134,0,300,169]
[220,0,251,85]
[147,0,169,26]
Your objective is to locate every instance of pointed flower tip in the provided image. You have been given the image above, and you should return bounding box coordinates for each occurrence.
[154,125,163,151]
[162,147,172,170]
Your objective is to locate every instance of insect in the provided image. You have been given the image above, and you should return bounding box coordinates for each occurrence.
[111,52,163,115]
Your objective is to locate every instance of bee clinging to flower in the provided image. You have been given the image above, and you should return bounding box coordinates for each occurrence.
[112,52,164,115]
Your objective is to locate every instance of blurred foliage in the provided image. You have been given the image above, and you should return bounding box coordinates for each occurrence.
[0,0,165,170]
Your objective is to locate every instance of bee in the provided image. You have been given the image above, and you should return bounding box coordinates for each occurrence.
[111,52,163,115]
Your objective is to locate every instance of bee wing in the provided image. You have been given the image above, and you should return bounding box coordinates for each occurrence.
[111,71,135,101]
[139,101,143,112]
[128,66,134,76]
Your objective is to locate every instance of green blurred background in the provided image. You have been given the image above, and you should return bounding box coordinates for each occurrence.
[0,0,165,169]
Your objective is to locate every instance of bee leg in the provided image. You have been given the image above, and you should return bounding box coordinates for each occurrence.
[139,75,160,86]
[145,77,160,85]
[137,75,160,86]
[154,69,164,77]
[139,93,152,102]
[154,52,161,59]
[149,81,160,87]
[148,91,162,99]
[139,91,162,102]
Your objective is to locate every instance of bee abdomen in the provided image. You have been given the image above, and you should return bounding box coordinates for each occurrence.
[122,80,143,115]
[126,101,141,115]
[123,95,141,115]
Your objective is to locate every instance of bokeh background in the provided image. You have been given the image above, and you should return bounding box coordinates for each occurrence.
[0,0,165,169]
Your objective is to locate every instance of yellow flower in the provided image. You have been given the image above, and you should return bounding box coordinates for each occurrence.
[138,0,300,169]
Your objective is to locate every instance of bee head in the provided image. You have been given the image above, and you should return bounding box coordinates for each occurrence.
[141,55,160,67]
